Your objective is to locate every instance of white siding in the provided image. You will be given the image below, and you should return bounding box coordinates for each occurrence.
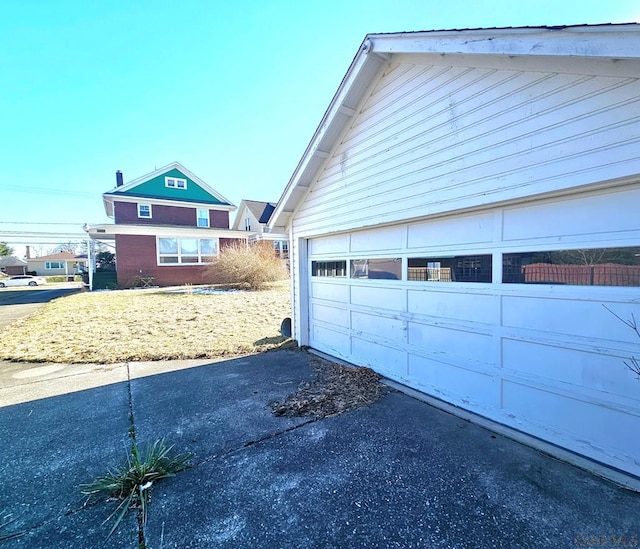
[291,62,640,237]
[303,187,640,478]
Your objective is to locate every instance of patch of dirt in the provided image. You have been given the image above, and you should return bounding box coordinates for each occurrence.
[270,357,383,418]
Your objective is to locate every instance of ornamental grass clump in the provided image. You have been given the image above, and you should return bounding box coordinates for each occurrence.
[82,439,192,537]
[207,241,288,290]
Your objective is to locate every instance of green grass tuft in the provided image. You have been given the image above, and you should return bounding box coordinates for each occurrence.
[82,439,192,537]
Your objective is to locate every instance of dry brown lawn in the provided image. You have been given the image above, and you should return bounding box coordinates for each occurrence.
[0,282,292,364]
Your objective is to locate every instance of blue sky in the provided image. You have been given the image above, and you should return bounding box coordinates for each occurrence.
[1,0,638,255]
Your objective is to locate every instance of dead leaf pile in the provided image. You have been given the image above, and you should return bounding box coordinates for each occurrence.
[270,358,382,418]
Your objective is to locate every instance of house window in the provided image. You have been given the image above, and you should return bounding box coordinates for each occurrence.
[350,258,402,280]
[138,204,152,218]
[165,177,187,189]
[274,240,289,259]
[407,255,492,282]
[503,247,640,286]
[244,218,251,231]
[312,260,346,277]
[45,261,64,269]
[197,209,209,228]
[157,237,218,265]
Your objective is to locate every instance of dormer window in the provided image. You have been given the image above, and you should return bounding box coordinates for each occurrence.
[138,204,152,218]
[165,176,187,189]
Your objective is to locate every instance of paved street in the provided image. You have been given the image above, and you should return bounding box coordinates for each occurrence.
[0,283,83,328]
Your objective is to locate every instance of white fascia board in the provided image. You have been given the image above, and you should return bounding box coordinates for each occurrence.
[395,50,640,78]
[84,223,250,240]
[254,231,289,241]
[104,194,236,212]
[268,41,390,231]
[103,195,114,218]
[107,161,236,207]
[366,25,640,60]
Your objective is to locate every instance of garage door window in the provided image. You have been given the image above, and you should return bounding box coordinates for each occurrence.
[350,258,402,280]
[312,261,346,277]
[503,247,640,286]
[408,255,492,282]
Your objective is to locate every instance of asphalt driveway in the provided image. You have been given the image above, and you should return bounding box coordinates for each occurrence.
[0,283,83,328]
[0,350,638,548]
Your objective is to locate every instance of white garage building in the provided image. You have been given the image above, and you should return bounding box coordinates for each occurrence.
[269,25,640,484]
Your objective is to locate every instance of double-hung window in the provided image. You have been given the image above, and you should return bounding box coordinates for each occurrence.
[137,204,152,218]
[197,209,209,227]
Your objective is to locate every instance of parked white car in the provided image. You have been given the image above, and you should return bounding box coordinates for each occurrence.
[0,275,48,288]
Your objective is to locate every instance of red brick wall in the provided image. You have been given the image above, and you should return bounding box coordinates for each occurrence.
[115,234,158,287]
[115,234,244,287]
[210,210,229,228]
[114,201,229,228]
[114,201,195,226]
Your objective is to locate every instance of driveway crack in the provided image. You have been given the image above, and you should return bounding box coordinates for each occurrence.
[197,418,319,466]
[125,361,147,549]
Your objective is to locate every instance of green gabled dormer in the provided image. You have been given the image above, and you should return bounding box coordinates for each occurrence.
[102,162,236,227]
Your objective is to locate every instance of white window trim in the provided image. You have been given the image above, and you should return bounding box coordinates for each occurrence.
[137,203,152,219]
[45,261,64,270]
[156,237,219,265]
[197,209,210,228]
[165,176,187,190]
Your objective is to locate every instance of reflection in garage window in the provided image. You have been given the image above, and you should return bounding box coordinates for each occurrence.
[350,258,402,280]
[312,260,346,277]
[408,255,492,282]
[503,247,640,286]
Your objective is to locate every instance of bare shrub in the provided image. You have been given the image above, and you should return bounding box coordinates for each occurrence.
[207,241,288,290]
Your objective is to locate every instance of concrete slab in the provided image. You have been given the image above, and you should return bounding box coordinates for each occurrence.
[0,382,136,547]
[130,351,316,463]
[132,352,640,549]
[0,362,128,407]
[1,349,639,548]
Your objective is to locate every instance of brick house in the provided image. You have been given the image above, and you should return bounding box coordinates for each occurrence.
[84,162,249,288]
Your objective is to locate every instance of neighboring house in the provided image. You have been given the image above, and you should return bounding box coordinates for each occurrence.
[27,252,87,277]
[84,162,249,288]
[269,25,640,483]
[232,199,289,258]
[0,256,27,276]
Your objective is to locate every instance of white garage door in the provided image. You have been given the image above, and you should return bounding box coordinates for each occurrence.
[307,185,640,479]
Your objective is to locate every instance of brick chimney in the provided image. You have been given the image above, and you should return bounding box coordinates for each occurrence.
[116,170,124,187]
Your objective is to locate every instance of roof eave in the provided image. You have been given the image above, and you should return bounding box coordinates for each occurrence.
[106,161,236,208]
[268,24,640,231]
[269,39,390,230]
[364,24,640,59]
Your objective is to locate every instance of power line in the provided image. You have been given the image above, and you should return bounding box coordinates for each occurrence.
[0,184,98,197]
[0,221,90,226]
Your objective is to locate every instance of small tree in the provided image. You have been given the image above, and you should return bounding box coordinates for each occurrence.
[206,241,287,290]
[0,242,13,257]
[56,240,87,255]
[96,251,116,271]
